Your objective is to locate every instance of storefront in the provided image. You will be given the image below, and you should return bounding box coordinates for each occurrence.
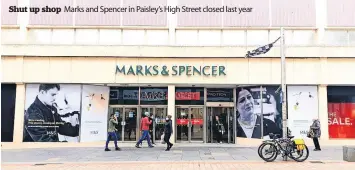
[2,56,355,144]
[108,86,168,143]
[107,86,236,144]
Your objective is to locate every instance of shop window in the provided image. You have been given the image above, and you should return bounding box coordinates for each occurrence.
[140,87,168,105]
[109,87,139,105]
[1,84,16,142]
[324,31,349,46]
[207,88,233,102]
[327,86,355,139]
[175,87,204,105]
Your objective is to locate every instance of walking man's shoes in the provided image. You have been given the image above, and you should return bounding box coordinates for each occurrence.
[115,147,121,151]
[135,145,141,148]
[105,148,111,151]
[149,145,154,148]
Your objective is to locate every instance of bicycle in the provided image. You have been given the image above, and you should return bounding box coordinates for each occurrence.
[257,133,293,160]
[259,133,309,162]
[258,128,294,159]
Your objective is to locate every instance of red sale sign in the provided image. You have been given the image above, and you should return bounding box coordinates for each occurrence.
[328,103,355,139]
[176,119,189,125]
[176,119,204,125]
[191,119,203,125]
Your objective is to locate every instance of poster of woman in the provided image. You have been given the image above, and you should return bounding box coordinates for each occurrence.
[236,86,282,139]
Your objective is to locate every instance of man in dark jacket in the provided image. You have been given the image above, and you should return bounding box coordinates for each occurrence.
[23,84,79,142]
[148,113,155,145]
[164,115,173,151]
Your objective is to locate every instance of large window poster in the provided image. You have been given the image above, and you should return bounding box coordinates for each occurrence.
[287,86,319,138]
[328,86,355,139]
[23,84,81,142]
[236,86,282,139]
[1,84,17,142]
[80,85,110,142]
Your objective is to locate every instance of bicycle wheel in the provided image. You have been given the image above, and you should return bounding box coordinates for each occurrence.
[258,143,267,158]
[259,143,278,162]
[290,144,309,162]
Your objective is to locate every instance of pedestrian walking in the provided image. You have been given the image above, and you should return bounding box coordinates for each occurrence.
[105,114,121,151]
[164,115,173,151]
[149,113,155,145]
[310,118,321,151]
[135,112,154,148]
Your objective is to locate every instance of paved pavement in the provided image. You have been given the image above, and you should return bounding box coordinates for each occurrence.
[2,162,355,170]
[1,145,344,163]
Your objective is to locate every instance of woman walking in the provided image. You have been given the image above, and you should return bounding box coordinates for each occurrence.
[164,115,173,151]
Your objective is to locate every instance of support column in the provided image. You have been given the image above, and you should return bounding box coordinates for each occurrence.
[13,84,26,143]
[167,0,177,45]
[18,0,30,44]
[318,85,329,140]
[168,85,176,143]
[315,0,327,44]
[203,88,207,143]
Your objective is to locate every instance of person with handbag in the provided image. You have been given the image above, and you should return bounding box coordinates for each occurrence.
[310,118,321,151]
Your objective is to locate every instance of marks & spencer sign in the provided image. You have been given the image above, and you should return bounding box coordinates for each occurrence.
[115,65,226,76]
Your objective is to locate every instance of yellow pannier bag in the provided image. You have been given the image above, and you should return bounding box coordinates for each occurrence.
[294,139,305,150]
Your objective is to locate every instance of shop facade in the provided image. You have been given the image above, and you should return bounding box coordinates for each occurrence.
[2,56,355,145]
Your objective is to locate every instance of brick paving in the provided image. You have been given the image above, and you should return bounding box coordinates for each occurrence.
[2,162,355,170]
[1,145,344,163]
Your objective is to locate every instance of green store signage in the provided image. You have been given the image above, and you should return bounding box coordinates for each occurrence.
[115,65,226,76]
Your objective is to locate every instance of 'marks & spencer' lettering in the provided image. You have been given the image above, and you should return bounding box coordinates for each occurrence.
[115,65,226,76]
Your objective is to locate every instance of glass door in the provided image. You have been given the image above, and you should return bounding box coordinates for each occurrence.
[206,107,234,144]
[176,107,189,142]
[123,107,138,141]
[206,107,213,143]
[190,107,204,142]
[154,107,167,142]
[108,107,124,141]
[227,108,235,144]
[176,107,204,142]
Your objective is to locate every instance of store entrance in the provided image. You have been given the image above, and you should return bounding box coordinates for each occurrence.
[108,106,138,142]
[176,107,204,143]
[207,107,235,144]
[140,107,168,144]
